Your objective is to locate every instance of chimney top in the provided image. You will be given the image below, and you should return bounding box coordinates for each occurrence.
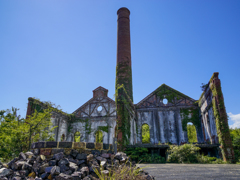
[117,7,130,15]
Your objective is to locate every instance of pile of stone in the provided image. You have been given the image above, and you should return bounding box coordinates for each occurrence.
[0,150,154,180]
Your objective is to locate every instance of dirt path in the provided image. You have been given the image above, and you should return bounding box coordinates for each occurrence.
[138,164,240,180]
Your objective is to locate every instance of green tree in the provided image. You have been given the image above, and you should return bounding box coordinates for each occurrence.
[0,107,56,161]
[142,124,150,144]
[95,130,103,143]
[229,128,240,163]
[187,124,197,143]
[74,131,81,142]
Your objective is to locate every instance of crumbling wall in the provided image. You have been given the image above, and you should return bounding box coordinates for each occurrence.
[199,72,234,162]
[72,87,117,144]
[135,84,202,145]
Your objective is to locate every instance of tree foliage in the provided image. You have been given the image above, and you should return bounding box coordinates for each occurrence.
[142,124,150,144]
[187,124,197,143]
[95,130,103,143]
[0,107,56,162]
[229,128,240,163]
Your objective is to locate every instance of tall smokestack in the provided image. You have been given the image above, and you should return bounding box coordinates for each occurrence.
[116,7,133,101]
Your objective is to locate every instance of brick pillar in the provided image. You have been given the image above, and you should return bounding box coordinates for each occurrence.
[26,97,33,118]
[210,72,235,162]
[116,7,133,101]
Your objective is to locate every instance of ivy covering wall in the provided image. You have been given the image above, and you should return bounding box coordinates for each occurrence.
[28,98,110,142]
[115,84,134,149]
[209,73,235,162]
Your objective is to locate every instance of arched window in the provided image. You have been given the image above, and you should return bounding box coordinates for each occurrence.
[142,124,150,144]
[61,134,65,142]
[95,130,103,143]
[187,122,197,143]
[74,131,81,142]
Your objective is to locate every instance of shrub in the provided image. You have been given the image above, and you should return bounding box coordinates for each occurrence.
[167,144,200,163]
[125,147,165,163]
[167,144,227,164]
[93,162,147,180]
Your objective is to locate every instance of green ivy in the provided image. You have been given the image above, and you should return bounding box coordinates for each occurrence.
[154,84,191,104]
[180,108,200,131]
[115,84,134,148]
[115,61,133,101]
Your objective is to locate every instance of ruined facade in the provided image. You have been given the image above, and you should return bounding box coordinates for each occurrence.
[26,7,234,162]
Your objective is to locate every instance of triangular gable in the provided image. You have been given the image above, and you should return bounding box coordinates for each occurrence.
[72,86,115,117]
[136,84,196,108]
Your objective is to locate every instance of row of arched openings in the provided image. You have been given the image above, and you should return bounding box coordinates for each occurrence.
[60,131,103,143]
[141,123,197,144]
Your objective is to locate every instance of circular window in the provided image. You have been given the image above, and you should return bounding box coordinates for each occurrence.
[97,106,103,112]
[163,98,168,105]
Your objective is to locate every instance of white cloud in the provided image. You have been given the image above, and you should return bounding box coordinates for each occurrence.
[228,112,240,129]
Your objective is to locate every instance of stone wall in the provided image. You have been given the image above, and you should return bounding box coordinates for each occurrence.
[135,84,200,145]
[31,141,114,157]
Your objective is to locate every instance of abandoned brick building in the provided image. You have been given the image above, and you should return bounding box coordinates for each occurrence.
[26,7,234,162]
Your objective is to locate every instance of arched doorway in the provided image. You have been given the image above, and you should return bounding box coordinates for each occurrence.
[74,131,81,142]
[187,122,197,143]
[142,124,150,144]
[95,130,103,143]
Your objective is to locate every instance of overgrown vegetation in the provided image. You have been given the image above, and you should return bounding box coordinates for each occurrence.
[180,108,200,131]
[95,130,103,143]
[167,144,226,164]
[187,124,197,143]
[125,148,166,163]
[115,85,133,148]
[155,84,191,104]
[93,162,146,180]
[230,128,240,163]
[0,107,56,162]
[142,124,150,144]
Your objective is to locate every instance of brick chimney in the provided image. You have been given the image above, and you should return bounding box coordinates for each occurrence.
[115,7,133,101]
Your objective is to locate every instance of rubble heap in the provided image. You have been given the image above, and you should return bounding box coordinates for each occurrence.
[0,150,154,180]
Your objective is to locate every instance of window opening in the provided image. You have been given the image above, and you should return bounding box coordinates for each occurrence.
[142,124,150,144]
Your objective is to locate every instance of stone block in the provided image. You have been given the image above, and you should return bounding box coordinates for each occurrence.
[86,143,95,149]
[101,150,108,154]
[40,149,52,156]
[64,149,72,155]
[51,148,64,155]
[84,150,92,155]
[107,150,114,154]
[59,142,72,148]
[77,148,84,153]
[32,149,40,156]
[73,142,85,149]
[46,142,58,148]
[95,143,102,150]
[103,144,109,150]
[32,142,45,149]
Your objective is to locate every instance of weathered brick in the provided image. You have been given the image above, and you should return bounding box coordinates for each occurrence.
[86,143,95,149]
[59,142,72,148]
[40,148,52,156]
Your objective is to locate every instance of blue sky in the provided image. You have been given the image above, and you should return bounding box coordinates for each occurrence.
[1,1,240,128]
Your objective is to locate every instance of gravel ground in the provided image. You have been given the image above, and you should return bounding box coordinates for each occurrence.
[138,163,240,180]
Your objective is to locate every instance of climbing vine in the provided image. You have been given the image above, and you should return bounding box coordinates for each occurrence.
[115,84,134,148]
[155,84,191,104]
[115,61,133,101]
[210,77,232,161]
[180,108,200,131]
[97,125,111,133]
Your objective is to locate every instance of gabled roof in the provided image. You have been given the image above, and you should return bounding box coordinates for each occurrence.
[136,84,196,106]
[72,86,115,114]
[93,86,108,92]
